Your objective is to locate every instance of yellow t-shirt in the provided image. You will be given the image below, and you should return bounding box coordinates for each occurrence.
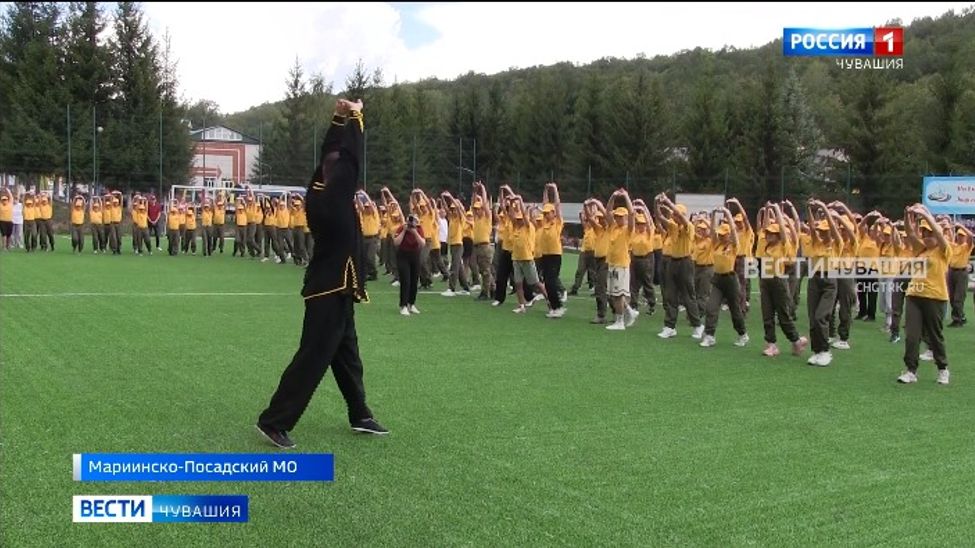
[806,235,842,261]
[666,220,692,259]
[630,229,653,256]
[39,201,53,220]
[713,241,738,274]
[533,223,544,259]
[592,225,609,259]
[111,199,122,223]
[692,236,714,266]
[420,210,436,244]
[607,225,632,268]
[651,231,663,252]
[250,203,264,224]
[132,208,147,229]
[276,206,290,229]
[857,236,881,270]
[263,206,276,227]
[949,241,973,269]
[0,200,12,222]
[499,216,513,251]
[235,205,248,227]
[167,207,181,230]
[473,214,492,244]
[509,222,535,261]
[759,239,796,277]
[738,227,755,258]
[581,226,594,252]
[291,206,307,228]
[447,214,464,246]
[23,200,36,221]
[360,209,380,237]
[213,199,226,225]
[70,204,85,225]
[184,209,197,230]
[462,218,473,240]
[538,218,563,256]
[907,245,950,301]
[90,207,103,225]
[202,208,213,227]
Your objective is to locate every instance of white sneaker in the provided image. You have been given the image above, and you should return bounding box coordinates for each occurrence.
[625,307,639,327]
[560,291,568,302]
[261,257,269,263]
[691,325,704,340]
[553,307,567,317]
[441,290,456,297]
[807,352,833,367]
[721,304,729,311]
[157,247,162,252]
[409,305,420,314]
[513,305,526,314]
[286,253,292,260]
[831,340,851,350]
[491,300,501,307]
[937,369,950,385]
[606,320,625,331]
[734,333,750,347]
[470,284,481,292]
[658,327,678,339]
[897,371,918,384]
[679,305,686,312]
[274,257,281,264]
[391,280,400,287]
[400,307,410,316]
[545,309,559,318]
[532,293,546,304]
[457,290,470,296]
[700,335,716,347]
[827,337,837,345]
[920,350,934,361]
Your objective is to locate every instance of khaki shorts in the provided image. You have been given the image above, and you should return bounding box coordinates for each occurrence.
[608,266,631,297]
[513,260,540,286]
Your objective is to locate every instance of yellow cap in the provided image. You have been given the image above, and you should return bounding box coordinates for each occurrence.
[613,207,628,216]
[734,213,744,222]
[815,220,829,231]
[635,213,648,224]
[918,219,932,231]
[542,203,555,213]
[765,223,781,234]
[513,211,524,220]
[883,226,893,234]
[675,204,688,215]
[696,221,710,230]
[717,224,731,235]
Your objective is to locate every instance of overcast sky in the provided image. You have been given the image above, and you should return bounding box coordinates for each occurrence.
[137,2,973,113]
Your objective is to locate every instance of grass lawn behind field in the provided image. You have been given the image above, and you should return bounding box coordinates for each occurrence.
[1,239,974,546]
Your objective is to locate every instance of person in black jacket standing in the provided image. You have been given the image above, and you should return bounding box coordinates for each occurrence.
[256,99,388,448]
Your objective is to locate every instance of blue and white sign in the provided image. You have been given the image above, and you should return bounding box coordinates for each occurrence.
[72,495,248,523]
[922,176,975,215]
[73,453,334,482]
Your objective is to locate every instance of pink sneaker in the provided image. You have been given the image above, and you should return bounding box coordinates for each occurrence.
[792,336,809,356]
[762,343,780,357]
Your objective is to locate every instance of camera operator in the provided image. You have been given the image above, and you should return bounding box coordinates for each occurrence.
[395,212,426,316]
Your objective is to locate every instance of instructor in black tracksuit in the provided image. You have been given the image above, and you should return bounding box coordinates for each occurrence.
[256,99,388,448]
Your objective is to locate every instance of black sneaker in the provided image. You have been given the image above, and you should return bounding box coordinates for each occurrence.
[351,418,389,435]
[889,333,901,343]
[255,423,296,448]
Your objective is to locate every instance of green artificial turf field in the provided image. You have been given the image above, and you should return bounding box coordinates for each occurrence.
[1,237,973,546]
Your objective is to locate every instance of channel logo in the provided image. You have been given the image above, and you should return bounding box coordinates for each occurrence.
[72,495,248,523]
[783,27,903,57]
